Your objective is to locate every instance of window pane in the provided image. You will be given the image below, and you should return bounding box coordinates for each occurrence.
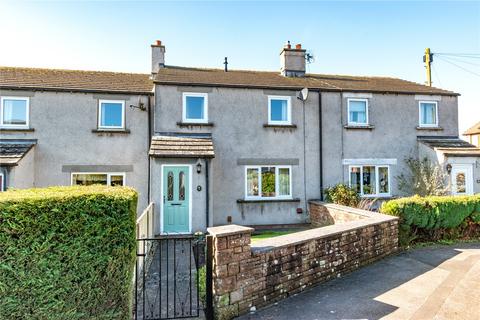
[378,167,389,194]
[100,102,123,127]
[349,100,367,124]
[179,171,185,200]
[362,166,376,195]
[72,174,107,186]
[110,175,124,186]
[247,168,259,197]
[420,103,436,125]
[167,171,174,201]
[0,174,4,191]
[278,168,290,196]
[2,99,27,125]
[186,96,205,120]
[261,167,276,197]
[350,167,361,193]
[270,99,288,122]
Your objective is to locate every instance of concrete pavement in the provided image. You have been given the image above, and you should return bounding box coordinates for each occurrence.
[238,242,480,320]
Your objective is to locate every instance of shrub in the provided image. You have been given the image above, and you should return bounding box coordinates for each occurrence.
[397,156,448,196]
[0,186,138,320]
[324,184,360,207]
[381,194,480,246]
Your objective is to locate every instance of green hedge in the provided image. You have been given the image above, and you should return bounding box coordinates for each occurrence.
[381,195,480,245]
[0,186,138,320]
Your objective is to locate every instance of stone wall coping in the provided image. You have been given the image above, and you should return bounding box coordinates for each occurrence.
[309,201,384,219]
[207,224,255,237]
[252,213,398,253]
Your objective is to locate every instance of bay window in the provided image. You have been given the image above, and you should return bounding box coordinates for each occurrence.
[245,166,291,199]
[349,165,390,196]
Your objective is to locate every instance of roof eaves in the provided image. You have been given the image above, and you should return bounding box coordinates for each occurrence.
[0,85,154,96]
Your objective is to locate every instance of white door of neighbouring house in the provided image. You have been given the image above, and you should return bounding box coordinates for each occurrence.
[451,164,474,195]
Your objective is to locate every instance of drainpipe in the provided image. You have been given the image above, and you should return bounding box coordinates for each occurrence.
[147,94,153,203]
[205,158,210,228]
[318,90,323,200]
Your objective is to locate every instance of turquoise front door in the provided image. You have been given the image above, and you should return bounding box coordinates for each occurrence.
[163,166,190,233]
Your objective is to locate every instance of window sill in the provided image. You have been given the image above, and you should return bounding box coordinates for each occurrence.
[360,195,392,199]
[237,198,301,204]
[177,122,214,127]
[344,124,375,130]
[263,124,297,129]
[416,126,443,131]
[0,127,35,132]
[92,129,130,134]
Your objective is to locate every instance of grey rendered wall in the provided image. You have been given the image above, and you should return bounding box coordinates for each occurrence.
[9,147,35,189]
[154,85,321,227]
[321,92,458,196]
[0,90,150,212]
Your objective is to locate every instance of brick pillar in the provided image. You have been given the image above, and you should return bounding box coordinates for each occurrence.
[207,225,254,320]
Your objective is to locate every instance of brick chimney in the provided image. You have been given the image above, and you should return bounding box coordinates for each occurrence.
[280,41,306,77]
[151,40,165,75]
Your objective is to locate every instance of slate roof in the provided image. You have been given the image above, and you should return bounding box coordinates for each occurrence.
[463,121,480,136]
[0,140,36,166]
[154,66,458,96]
[418,136,480,157]
[149,134,215,158]
[0,66,153,94]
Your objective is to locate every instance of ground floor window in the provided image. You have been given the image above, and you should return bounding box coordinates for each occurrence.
[349,165,390,196]
[245,166,291,199]
[71,172,125,186]
[0,172,4,191]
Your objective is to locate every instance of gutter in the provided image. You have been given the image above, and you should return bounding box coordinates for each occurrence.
[0,85,154,96]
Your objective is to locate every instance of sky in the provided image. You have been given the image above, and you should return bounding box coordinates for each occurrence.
[0,0,479,133]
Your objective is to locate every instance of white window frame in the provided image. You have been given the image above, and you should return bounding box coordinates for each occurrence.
[418,101,438,128]
[244,165,292,200]
[268,96,292,125]
[0,96,30,129]
[347,98,369,126]
[182,92,208,123]
[98,100,125,129]
[0,172,4,191]
[71,172,126,186]
[348,165,391,197]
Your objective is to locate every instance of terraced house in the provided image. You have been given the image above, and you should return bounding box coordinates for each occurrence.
[1,41,478,233]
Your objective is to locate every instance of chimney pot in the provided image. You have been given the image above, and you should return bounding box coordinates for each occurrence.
[155,40,162,46]
[295,44,302,50]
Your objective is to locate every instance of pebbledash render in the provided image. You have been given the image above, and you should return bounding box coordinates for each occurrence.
[1,40,478,234]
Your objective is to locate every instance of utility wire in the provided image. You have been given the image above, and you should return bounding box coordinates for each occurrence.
[436,55,480,78]
[437,54,480,68]
[435,53,480,59]
[431,64,443,87]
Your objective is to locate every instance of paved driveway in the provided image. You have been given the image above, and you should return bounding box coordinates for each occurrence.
[239,242,480,320]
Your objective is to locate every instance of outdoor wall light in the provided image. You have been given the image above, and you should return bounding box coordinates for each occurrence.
[196,162,202,174]
[446,163,452,174]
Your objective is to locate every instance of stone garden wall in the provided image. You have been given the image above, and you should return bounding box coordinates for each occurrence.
[207,203,399,320]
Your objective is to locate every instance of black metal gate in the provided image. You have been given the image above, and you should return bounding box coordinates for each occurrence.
[134,235,213,320]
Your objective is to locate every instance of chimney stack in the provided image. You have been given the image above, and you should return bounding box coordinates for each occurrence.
[280,41,306,77]
[151,40,166,75]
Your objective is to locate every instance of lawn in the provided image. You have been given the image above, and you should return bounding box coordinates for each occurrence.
[251,230,302,244]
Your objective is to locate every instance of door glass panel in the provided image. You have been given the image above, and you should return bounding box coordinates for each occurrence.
[167,171,174,201]
[261,167,276,197]
[350,167,361,193]
[362,166,376,195]
[179,171,185,201]
[456,172,466,193]
[378,167,389,194]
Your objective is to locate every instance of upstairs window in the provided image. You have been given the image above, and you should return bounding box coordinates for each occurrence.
[348,99,368,125]
[98,100,125,129]
[183,93,208,123]
[0,97,29,128]
[268,96,291,125]
[349,165,390,197]
[71,173,125,186]
[419,101,438,127]
[245,166,291,199]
